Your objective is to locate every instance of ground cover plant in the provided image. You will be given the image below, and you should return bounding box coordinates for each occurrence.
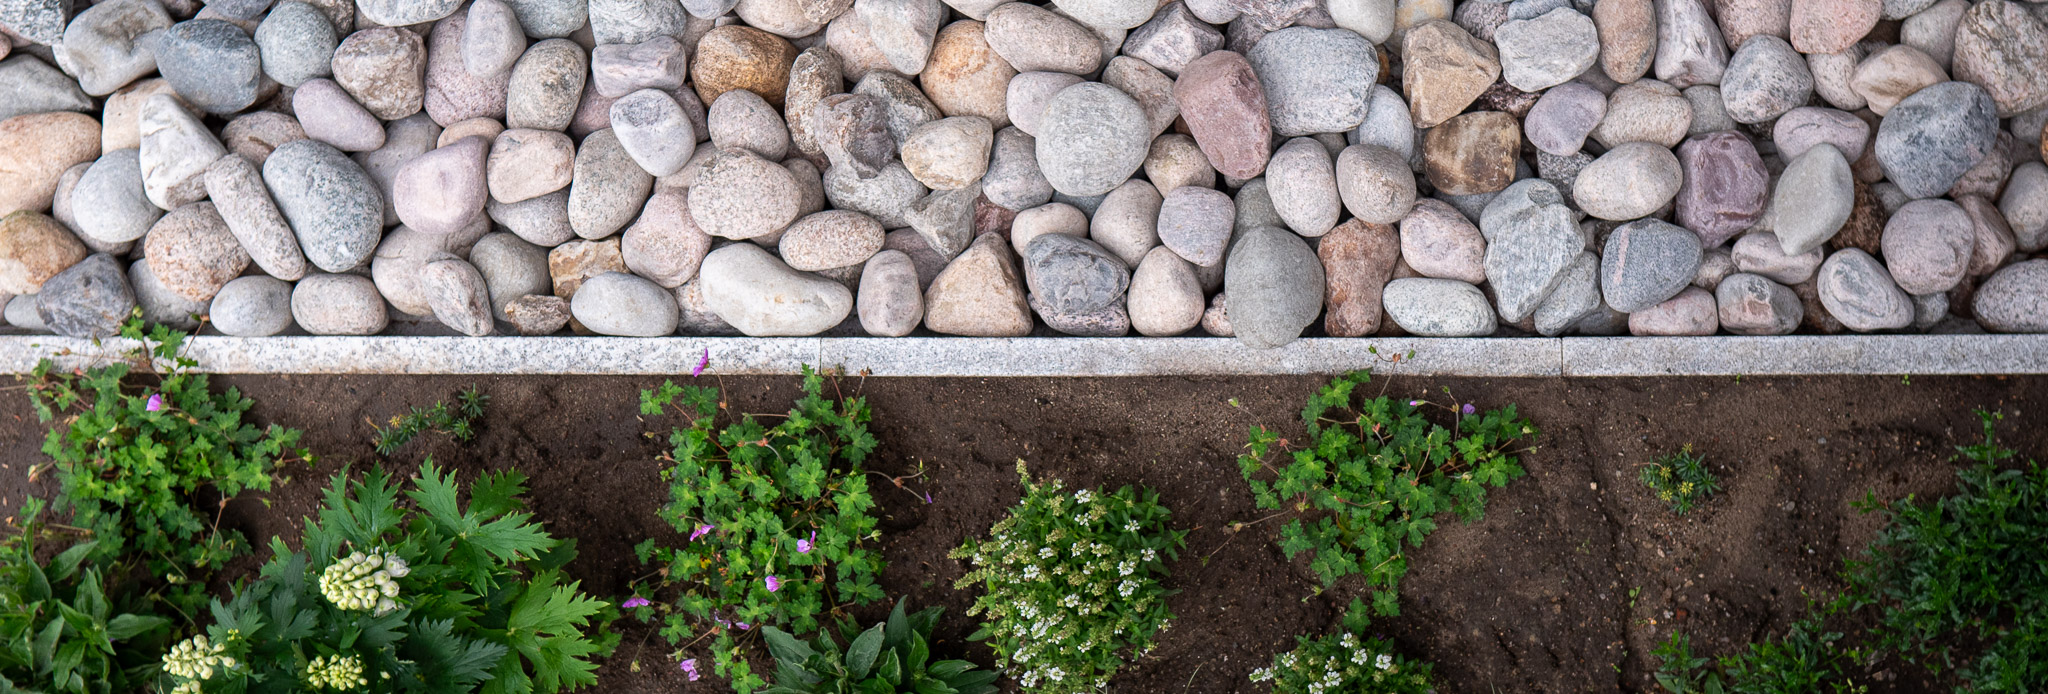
[1236,371,1536,619]
[372,386,488,455]
[0,512,171,694]
[160,460,617,694]
[1249,618,1434,694]
[759,597,996,694]
[1641,445,1721,514]
[628,367,886,691]
[950,462,1185,693]
[1653,410,2047,692]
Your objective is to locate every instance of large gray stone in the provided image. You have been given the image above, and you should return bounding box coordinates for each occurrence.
[1023,233,1128,314]
[856,249,922,336]
[1481,178,1580,321]
[154,20,264,115]
[60,0,172,97]
[264,140,385,273]
[357,0,464,27]
[1715,272,1802,335]
[1493,8,1599,92]
[1036,83,1150,197]
[1532,252,1599,336]
[34,254,135,339]
[1600,218,1703,313]
[291,273,388,335]
[128,258,205,331]
[1383,277,1496,336]
[1223,227,1326,349]
[568,129,656,240]
[1972,259,2048,333]
[1816,248,1914,331]
[1772,143,1854,255]
[0,56,93,122]
[208,275,295,336]
[566,272,677,336]
[1874,81,2001,199]
[254,1,338,88]
[1245,26,1378,136]
[1720,35,1812,124]
[70,149,162,245]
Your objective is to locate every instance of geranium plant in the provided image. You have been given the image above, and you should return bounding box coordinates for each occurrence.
[950,462,1185,692]
[630,366,886,691]
[760,597,997,693]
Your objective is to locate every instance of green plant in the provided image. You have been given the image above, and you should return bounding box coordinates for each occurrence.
[1843,409,2047,691]
[161,460,617,694]
[1237,372,1534,618]
[1641,446,1721,514]
[1651,613,1869,694]
[26,322,307,612]
[0,502,173,694]
[759,597,996,694]
[630,366,886,692]
[950,461,1185,693]
[1249,609,1432,693]
[372,387,488,455]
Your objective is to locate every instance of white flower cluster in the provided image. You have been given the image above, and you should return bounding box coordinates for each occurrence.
[162,634,237,681]
[305,654,369,690]
[319,550,409,615]
[1248,632,1414,693]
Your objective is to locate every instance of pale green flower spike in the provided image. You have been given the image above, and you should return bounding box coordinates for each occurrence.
[318,550,410,615]
[162,634,233,681]
[306,654,369,690]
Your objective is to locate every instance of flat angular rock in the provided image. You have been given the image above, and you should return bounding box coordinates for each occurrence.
[693,26,798,108]
[1600,218,1703,312]
[1653,0,1726,88]
[1533,251,1600,336]
[1121,2,1221,76]
[34,254,134,338]
[1875,81,1999,200]
[823,162,927,227]
[1174,50,1271,179]
[1424,111,1520,196]
[903,185,980,260]
[1403,21,1501,128]
[923,231,1032,335]
[1225,226,1326,348]
[546,237,625,300]
[0,0,69,44]
[1023,233,1127,314]
[1494,8,1598,92]
[333,27,427,121]
[1383,277,1496,336]
[901,116,993,190]
[1481,178,1580,321]
[505,294,571,334]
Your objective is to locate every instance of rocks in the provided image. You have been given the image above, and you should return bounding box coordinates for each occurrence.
[505,294,570,334]
[1773,143,1855,255]
[505,40,588,132]
[1402,21,1501,128]
[1600,219,1703,312]
[568,271,679,336]
[857,249,923,335]
[1494,8,1599,92]
[1174,50,1271,179]
[700,243,854,335]
[0,0,68,45]
[209,276,294,336]
[1480,179,1579,322]
[1629,286,1718,335]
[1533,252,1600,335]
[254,4,337,90]
[1265,138,1341,237]
[421,256,494,336]
[487,129,575,203]
[923,231,1032,335]
[1817,248,1914,331]
[462,0,526,80]
[1732,232,1823,283]
[1336,144,1417,225]
[1653,0,1726,88]
[1850,45,1947,116]
[1398,199,1486,284]
[1051,0,1155,30]
[1525,82,1607,156]
[143,202,248,302]
[567,129,655,240]
[922,21,1015,128]
[35,254,136,338]
[691,148,801,239]
[1319,219,1401,336]
[467,232,550,318]
[823,162,927,226]
[1010,202,1088,255]
[2006,162,2047,252]
[858,0,944,75]
[1121,2,1221,75]
[903,185,980,259]
[332,27,427,121]
[1036,83,1150,197]
[1572,141,1683,221]
[1594,79,1692,148]
[708,90,790,161]
[1246,27,1377,136]
[620,189,711,287]
[62,0,173,97]
[901,116,993,190]
[1950,0,2048,117]
[782,210,885,270]
[1790,0,1880,55]
[0,211,87,295]
[154,20,264,115]
[1594,0,1655,83]
[1880,198,1974,294]
[264,140,384,273]
[1104,57,1179,138]
[1874,81,1999,199]
[1127,245,1203,336]
[1716,272,1804,335]
[1089,179,1162,266]
[71,149,162,246]
[986,2,1104,75]
[547,237,625,300]
[590,0,688,45]
[1721,36,1812,124]
[1155,186,1228,268]
[693,26,798,108]
[593,37,688,99]
[395,135,490,236]
[1,112,101,217]
[1675,132,1768,247]
[1023,233,1127,314]
[1383,278,1496,336]
[1224,227,1324,348]
[611,90,697,177]
[1144,135,1214,194]
[816,93,897,178]
[1972,259,2048,332]
[296,79,386,152]
[1423,111,1521,196]
[0,56,95,123]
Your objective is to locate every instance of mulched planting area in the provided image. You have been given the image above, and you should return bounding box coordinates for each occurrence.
[2,373,2041,692]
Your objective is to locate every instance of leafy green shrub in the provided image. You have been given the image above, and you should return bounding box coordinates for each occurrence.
[26,322,307,611]
[1641,445,1720,514]
[1250,617,1433,694]
[1651,618,1869,694]
[630,367,886,692]
[760,597,997,694]
[0,504,172,694]
[950,461,1185,693]
[160,460,617,694]
[372,386,488,455]
[1844,410,2046,690]
[1237,372,1534,618]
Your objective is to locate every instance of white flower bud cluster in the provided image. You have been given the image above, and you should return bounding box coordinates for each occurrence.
[162,634,237,681]
[305,654,369,690]
[319,550,410,615]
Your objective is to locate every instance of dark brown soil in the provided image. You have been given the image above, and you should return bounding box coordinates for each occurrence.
[3,372,2042,693]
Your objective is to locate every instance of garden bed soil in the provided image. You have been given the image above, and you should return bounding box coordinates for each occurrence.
[3,373,2043,692]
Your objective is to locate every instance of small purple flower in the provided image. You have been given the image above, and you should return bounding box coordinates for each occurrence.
[690,524,714,541]
[1408,399,1424,407]
[796,530,816,554]
[680,659,701,681]
[1461,403,1476,415]
[735,622,751,631]
[764,576,781,592]
[146,393,164,412]
[692,348,709,377]
[621,597,651,609]
[921,490,934,504]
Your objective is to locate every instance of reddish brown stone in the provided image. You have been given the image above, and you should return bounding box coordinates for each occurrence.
[973,193,1017,237]
[1827,181,1887,255]
[692,26,798,108]
[1173,50,1272,180]
[1319,219,1400,337]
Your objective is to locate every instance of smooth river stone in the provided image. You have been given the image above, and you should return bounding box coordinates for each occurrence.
[857,249,923,336]
[690,148,802,239]
[394,135,490,236]
[1493,8,1599,92]
[1224,226,1326,349]
[1627,286,1718,335]
[1532,251,1600,336]
[1790,0,1880,55]
[208,275,294,336]
[693,26,798,108]
[985,1,1103,75]
[137,96,220,212]
[71,149,162,245]
[922,231,1032,336]
[1594,0,1655,83]
[203,155,307,280]
[1398,198,1486,284]
[1126,245,1202,336]
[153,19,263,115]
[1972,259,2048,332]
[1674,131,1767,247]
[264,139,384,273]
[1721,35,1812,124]
[1952,0,2048,118]
[1600,218,1703,312]
[569,271,679,336]
[1572,141,1681,221]
[295,79,385,152]
[1382,277,1496,336]
[1423,111,1520,196]
[1879,198,1974,294]
[1174,50,1271,179]
[567,129,655,240]
[1594,79,1693,148]
[1245,26,1378,136]
[1772,107,1869,162]
[467,231,550,319]
[1402,20,1501,128]
[62,0,173,97]
[620,189,712,287]
[1715,272,1803,335]
[1265,138,1341,237]
[922,20,1016,128]
[1773,143,1854,255]
[1524,82,1607,156]
[1874,81,1999,200]
[1035,83,1150,197]
[506,40,588,131]
[332,27,427,121]
[424,10,511,127]
[0,56,94,123]
[0,211,87,296]
[1732,232,1823,284]
[1815,247,1913,331]
[421,256,495,336]
[1336,144,1417,225]
[589,0,688,45]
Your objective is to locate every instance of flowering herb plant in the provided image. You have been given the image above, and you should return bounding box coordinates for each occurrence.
[1249,615,1433,694]
[1238,371,1535,619]
[1640,445,1720,514]
[630,366,886,692]
[949,461,1185,693]
[163,460,617,694]
[759,597,997,693]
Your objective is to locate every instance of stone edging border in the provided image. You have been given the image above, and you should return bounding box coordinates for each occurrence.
[1,335,2043,377]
